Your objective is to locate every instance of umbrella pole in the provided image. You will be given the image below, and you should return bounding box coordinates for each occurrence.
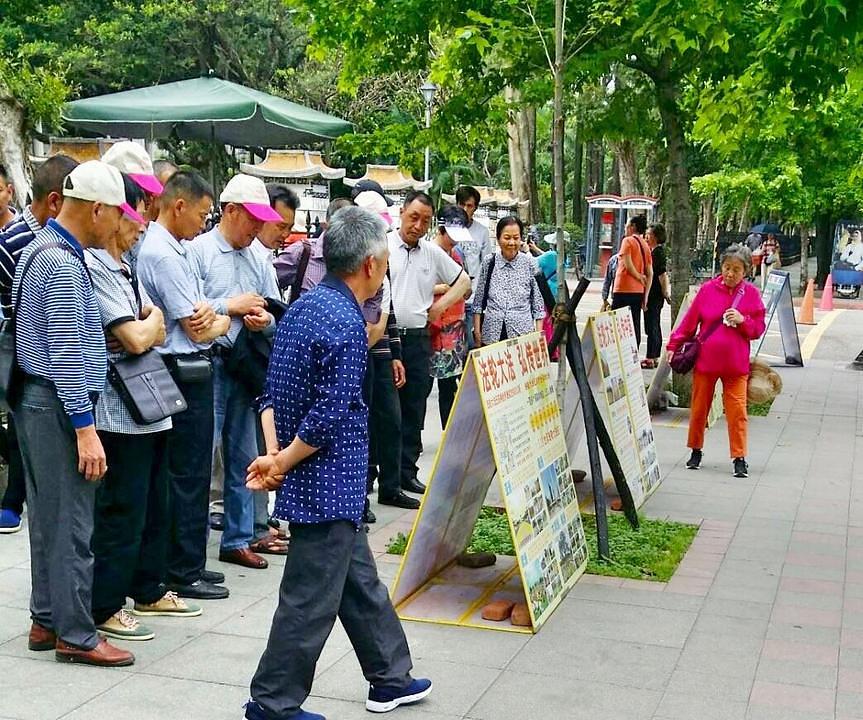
[209,123,217,196]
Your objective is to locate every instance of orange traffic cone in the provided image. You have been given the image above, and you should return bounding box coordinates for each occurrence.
[819,274,834,311]
[798,279,816,324]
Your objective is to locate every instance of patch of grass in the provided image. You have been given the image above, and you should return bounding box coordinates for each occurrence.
[747,399,774,416]
[386,506,698,583]
[585,513,698,582]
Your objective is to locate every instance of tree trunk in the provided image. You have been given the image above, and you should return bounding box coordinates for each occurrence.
[815,214,832,287]
[586,141,604,195]
[553,0,567,405]
[611,139,639,196]
[505,87,540,223]
[737,195,752,233]
[798,223,809,295]
[0,90,31,210]
[607,155,621,195]
[571,129,584,226]
[653,68,695,323]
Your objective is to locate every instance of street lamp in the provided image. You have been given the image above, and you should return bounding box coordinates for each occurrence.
[419,80,438,182]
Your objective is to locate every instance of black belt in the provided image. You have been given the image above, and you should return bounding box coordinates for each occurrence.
[22,374,100,406]
[398,327,429,337]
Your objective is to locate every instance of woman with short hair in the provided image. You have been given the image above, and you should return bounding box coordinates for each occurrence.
[642,223,671,368]
[473,216,545,347]
[667,244,766,478]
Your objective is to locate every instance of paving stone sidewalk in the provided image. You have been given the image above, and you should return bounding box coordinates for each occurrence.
[1,309,862,719]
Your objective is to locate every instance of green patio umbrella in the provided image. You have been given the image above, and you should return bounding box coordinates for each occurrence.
[62,75,353,147]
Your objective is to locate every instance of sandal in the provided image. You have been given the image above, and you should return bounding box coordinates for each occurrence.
[269,526,288,541]
[640,359,657,369]
[250,536,289,555]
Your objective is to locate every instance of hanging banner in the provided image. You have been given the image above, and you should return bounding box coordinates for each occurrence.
[392,332,588,634]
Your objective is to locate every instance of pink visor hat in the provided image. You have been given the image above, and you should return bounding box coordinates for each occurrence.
[121,202,146,225]
[128,173,165,196]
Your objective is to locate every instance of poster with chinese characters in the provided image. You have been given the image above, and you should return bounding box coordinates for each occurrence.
[587,309,662,507]
[391,332,588,634]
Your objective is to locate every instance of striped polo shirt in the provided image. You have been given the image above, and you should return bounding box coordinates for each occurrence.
[0,206,42,313]
[14,220,107,428]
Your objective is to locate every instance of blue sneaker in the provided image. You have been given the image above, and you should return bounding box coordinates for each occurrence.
[0,509,21,534]
[366,678,433,713]
[244,700,325,720]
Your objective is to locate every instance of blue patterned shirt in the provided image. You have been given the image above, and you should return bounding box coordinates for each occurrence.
[264,274,369,527]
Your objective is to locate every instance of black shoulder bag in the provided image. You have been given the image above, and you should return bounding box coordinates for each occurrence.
[0,241,69,411]
[478,255,497,328]
[107,267,187,424]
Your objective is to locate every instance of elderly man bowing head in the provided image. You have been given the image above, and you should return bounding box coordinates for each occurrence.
[243,206,432,720]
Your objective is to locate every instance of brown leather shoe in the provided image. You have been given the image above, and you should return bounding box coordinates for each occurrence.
[55,638,135,667]
[218,546,268,569]
[28,622,56,651]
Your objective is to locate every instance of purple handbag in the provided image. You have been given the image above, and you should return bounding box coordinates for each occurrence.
[669,287,745,374]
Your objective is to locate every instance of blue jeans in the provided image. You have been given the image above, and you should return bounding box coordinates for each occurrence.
[213,356,258,552]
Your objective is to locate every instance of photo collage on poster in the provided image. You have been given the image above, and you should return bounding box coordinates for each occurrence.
[588,310,662,506]
[475,333,589,627]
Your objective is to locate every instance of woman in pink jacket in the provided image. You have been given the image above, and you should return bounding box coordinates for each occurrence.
[666,244,766,478]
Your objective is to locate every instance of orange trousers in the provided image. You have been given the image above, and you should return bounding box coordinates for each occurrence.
[688,371,748,459]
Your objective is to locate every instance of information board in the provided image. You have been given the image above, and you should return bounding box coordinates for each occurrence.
[391,332,589,633]
[751,270,803,365]
[586,309,662,507]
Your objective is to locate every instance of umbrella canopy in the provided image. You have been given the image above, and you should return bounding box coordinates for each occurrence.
[62,76,353,147]
[750,222,782,235]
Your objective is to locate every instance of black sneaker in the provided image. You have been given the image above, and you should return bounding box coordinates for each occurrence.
[167,579,229,600]
[363,507,377,524]
[379,491,421,510]
[686,449,702,470]
[733,457,749,478]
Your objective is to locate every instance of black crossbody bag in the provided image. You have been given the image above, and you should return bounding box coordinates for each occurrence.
[107,266,187,424]
[0,241,70,411]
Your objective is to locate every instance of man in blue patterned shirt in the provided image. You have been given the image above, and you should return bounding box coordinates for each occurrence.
[243,207,431,720]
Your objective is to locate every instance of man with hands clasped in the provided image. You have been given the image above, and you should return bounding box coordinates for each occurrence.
[137,171,233,601]
[186,174,285,571]
[242,207,431,720]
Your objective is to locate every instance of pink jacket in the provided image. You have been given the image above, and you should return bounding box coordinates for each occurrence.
[667,277,766,377]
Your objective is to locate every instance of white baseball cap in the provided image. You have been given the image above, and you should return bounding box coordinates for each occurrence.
[101,141,164,196]
[354,190,393,227]
[219,174,282,222]
[63,160,146,224]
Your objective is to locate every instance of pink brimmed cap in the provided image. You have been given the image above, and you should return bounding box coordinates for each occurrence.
[219,174,282,222]
[101,141,164,196]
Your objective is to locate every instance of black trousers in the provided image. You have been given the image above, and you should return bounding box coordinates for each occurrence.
[250,521,413,717]
[91,430,170,624]
[165,372,215,585]
[612,292,644,349]
[437,375,459,429]
[0,415,25,514]
[364,354,402,500]
[398,334,432,486]
[644,299,663,360]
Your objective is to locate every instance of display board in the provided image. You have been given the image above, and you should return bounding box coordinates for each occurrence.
[391,332,588,634]
[751,270,803,366]
[586,309,662,507]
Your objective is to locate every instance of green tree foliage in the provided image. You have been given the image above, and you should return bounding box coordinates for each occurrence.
[0,0,306,98]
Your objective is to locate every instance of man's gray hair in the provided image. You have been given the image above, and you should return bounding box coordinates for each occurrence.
[324,206,388,275]
[720,243,753,273]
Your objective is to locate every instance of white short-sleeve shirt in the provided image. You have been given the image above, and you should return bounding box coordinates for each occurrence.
[387,230,464,329]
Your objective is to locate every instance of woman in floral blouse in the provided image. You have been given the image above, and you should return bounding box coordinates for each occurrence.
[473,216,545,347]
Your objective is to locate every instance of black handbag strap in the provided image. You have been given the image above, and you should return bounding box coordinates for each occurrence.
[480,255,496,314]
[289,242,312,305]
[12,240,76,322]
